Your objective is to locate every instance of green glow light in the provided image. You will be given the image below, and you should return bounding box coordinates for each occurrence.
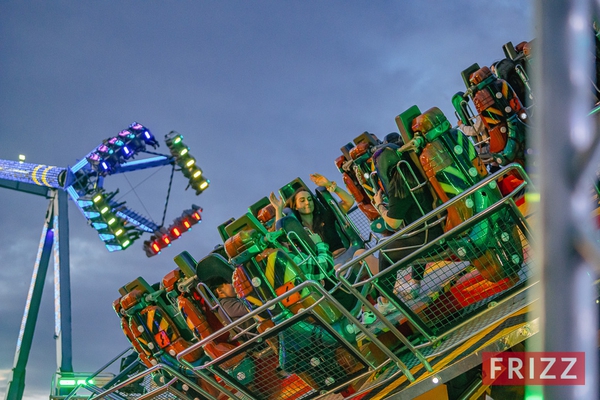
[115,229,123,236]
[59,379,76,386]
[122,240,130,247]
[186,159,195,167]
[525,385,544,400]
[174,136,182,144]
[100,206,109,214]
[107,217,116,225]
[200,181,209,190]
[93,195,102,203]
[525,192,540,203]
[180,148,188,156]
[192,170,202,178]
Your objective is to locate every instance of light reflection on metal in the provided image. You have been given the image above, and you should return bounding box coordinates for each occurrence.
[52,215,62,339]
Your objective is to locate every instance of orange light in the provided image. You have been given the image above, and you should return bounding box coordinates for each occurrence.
[172,227,181,237]
[192,212,200,220]
[162,236,171,245]
[183,220,191,229]
[152,242,160,253]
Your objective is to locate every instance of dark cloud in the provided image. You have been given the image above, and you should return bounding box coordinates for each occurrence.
[0,1,532,398]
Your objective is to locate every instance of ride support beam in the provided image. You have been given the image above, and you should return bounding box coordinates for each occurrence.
[534,0,598,399]
[53,190,73,372]
[5,202,55,400]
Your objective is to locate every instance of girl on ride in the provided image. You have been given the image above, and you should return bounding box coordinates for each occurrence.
[269,173,374,268]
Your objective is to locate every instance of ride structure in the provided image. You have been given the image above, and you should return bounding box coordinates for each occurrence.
[7,4,600,398]
[52,36,551,400]
[1,124,210,400]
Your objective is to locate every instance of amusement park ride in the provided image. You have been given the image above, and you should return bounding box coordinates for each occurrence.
[0,124,209,400]
[3,8,600,400]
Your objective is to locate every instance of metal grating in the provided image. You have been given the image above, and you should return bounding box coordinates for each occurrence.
[374,202,532,338]
[346,206,381,248]
[210,314,369,400]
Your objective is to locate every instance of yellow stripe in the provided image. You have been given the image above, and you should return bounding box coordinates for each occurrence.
[371,306,531,399]
[159,317,169,332]
[31,165,43,186]
[483,116,498,126]
[439,182,460,195]
[146,309,155,332]
[502,82,509,98]
[265,251,277,287]
[41,166,52,187]
[486,107,503,117]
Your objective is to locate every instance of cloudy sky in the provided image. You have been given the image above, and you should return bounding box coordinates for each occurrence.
[0,2,532,398]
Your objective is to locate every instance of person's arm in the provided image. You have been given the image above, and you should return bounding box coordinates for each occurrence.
[309,173,355,212]
[269,192,285,221]
[373,189,404,230]
[221,298,250,319]
[310,233,334,273]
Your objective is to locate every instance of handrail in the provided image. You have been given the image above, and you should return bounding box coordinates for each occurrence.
[176,279,416,380]
[334,163,531,346]
[335,163,531,279]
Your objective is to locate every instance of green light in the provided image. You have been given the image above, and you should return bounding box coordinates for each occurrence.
[200,181,209,190]
[107,217,116,225]
[186,159,195,167]
[192,170,202,178]
[122,240,131,247]
[174,136,182,144]
[525,385,544,400]
[180,148,189,156]
[525,192,540,203]
[93,195,103,203]
[100,206,109,214]
[59,379,76,386]
[115,229,123,236]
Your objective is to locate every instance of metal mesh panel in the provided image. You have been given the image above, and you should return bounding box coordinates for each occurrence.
[86,366,221,400]
[374,203,532,337]
[210,314,368,400]
[346,207,380,248]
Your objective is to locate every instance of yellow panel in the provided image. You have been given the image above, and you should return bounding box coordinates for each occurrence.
[413,383,448,400]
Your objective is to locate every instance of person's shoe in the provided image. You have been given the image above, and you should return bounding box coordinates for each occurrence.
[375,299,396,315]
[361,310,377,325]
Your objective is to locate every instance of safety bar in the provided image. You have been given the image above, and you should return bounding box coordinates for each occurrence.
[176,280,415,380]
[334,164,531,346]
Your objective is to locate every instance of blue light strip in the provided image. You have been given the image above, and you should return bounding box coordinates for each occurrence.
[116,209,158,232]
[70,158,89,174]
[112,156,173,173]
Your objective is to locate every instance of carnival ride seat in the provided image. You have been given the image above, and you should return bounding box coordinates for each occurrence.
[216,215,370,398]
[459,64,528,168]
[118,282,207,376]
[358,106,530,338]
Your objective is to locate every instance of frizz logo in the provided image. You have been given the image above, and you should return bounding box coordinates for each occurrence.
[482,352,585,385]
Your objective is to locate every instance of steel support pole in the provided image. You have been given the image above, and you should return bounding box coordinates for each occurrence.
[4,203,54,400]
[534,0,598,398]
[53,190,73,372]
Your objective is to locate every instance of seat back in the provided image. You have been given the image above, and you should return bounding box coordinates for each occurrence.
[279,177,310,203]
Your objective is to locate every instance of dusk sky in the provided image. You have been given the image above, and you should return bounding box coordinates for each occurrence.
[0,2,532,398]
